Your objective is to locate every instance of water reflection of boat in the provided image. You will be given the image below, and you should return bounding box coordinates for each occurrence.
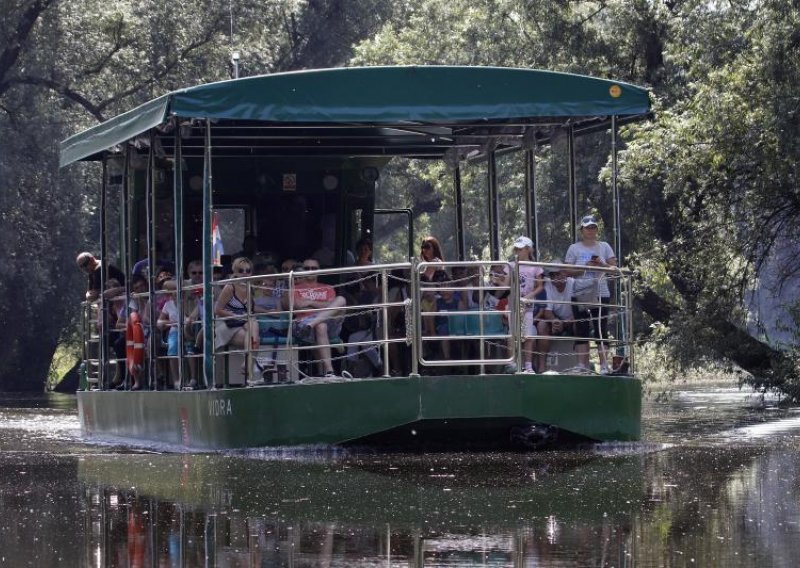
[75,444,799,566]
[78,452,643,528]
[78,452,645,566]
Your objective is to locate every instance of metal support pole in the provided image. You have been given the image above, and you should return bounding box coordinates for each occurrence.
[202,119,216,389]
[611,116,626,356]
[525,148,539,259]
[567,125,578,241]
[99,159,108,389]
[121,148,131,389]
[381,269,390,377]
[454,163,466,261]
[409,258,419,377]
[611,116,621,261]
[146,132,158,390]
[487,150,500,259]
[174,127,185,388]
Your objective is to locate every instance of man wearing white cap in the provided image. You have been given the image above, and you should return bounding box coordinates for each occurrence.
[512,236,544,373]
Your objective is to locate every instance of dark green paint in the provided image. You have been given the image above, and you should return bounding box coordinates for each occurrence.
[77,373,641,449]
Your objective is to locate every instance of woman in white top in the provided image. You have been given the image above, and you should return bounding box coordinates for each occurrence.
[565,215,617,373]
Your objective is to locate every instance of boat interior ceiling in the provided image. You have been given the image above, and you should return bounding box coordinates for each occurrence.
[126,114,645,161]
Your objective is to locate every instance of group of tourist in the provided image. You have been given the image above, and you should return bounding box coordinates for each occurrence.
[77,213,618,387]
[417,214,618,374]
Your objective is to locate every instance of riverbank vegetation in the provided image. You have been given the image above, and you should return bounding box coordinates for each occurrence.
[1,0,797,398]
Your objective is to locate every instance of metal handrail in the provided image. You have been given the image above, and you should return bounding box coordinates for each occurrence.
[80,259,636,389]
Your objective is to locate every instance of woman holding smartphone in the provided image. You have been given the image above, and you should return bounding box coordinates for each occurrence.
[565,215,617,373]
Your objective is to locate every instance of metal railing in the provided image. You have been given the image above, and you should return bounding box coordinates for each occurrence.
[79,260,635,390]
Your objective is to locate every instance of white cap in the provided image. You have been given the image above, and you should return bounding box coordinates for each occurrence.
[580,215,599,228]
[512,236,534,249]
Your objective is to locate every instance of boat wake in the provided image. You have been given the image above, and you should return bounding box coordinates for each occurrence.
[0,410,81,443]
[590,441,672,456]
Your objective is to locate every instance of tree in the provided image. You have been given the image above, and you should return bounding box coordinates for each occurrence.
[620,0,800,398]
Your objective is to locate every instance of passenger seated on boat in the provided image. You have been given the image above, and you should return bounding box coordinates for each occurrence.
[149,269,175,317]
[485,264,514,370]
[214,256,259,359]
[128,275,149,320]
[104,279,128,387]
[353,237,373,266]
[435,276,461,361]
[181,259,203,347]
[253,263,280,314]
[275,258,298,298]
[157,279,182,389]
[185,264,223,388]
[536,264,580,372]
[285,259,347,378]
[253,263,283,344]
[451,265,480,366]
[341,273,381,377]
[76,251,125,301]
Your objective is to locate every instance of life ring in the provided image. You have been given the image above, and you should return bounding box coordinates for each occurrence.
[126,312,145,376]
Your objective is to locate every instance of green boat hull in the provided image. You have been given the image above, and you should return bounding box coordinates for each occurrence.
[77,373,641,449]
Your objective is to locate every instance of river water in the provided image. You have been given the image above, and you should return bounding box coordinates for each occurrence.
[1,384,799,567]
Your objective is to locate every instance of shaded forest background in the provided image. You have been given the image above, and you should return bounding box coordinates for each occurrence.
[0,0,798,397]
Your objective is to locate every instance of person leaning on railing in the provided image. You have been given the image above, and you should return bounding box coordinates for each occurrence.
[76,251,125,301]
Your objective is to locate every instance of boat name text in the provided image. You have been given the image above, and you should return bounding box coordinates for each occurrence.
[209,398,233,417]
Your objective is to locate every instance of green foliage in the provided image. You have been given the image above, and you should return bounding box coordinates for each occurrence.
[619,1,800,398]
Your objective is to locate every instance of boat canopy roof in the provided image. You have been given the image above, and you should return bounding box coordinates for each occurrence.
[60,65,651,167]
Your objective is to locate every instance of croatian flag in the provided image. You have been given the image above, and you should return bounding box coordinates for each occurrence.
[212,212,224,266]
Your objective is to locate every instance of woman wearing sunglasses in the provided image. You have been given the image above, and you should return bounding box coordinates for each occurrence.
[419,236,445,282]
[214,256,259,356]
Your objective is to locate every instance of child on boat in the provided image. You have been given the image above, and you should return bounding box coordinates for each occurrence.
[512,236,545,373]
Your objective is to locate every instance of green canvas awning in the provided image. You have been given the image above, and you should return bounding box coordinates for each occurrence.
[61,66,651,166]
[60,95,171,167]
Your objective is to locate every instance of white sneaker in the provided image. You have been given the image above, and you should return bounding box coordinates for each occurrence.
[522,367,536,374]
[321,370,354,381]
